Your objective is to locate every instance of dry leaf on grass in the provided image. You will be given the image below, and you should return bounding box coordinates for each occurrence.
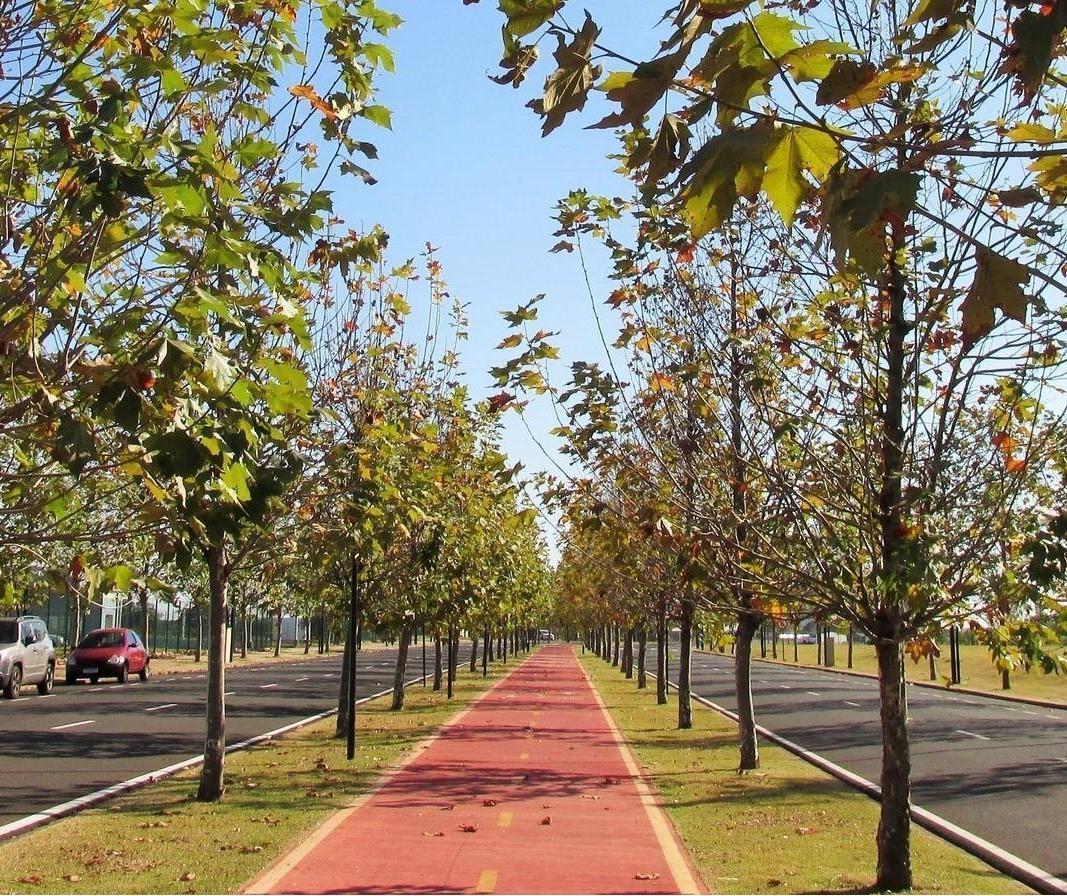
[17,875,41,885]
[63,874,81,882]
[179,871,196,882]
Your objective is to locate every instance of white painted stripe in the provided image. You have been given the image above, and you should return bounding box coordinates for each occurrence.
[779,684,791,689]
[295,677,309,682]
[224,691,235,697]
[956,729,991,741]
[806,691,821,697]
[51,720,94,731]
[844,700,860,707]
[144,703,177,713]
[259,683,278,689]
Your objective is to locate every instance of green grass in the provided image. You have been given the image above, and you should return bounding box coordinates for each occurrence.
[712,641,1067,705]
[0,657,519,894]
[583,653,1031,895]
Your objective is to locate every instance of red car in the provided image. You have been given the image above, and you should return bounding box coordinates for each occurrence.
[65,628,150,685]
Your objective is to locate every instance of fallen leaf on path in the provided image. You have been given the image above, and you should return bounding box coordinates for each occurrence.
[440,805,455,811]
[482,799,498,807]
[580,794,600,800]
[458,824,479,833]
[634,872,660,880]
[540,816,551,825]
[423,831,445,838]
[602,777,621,785]
[541,803,551,808]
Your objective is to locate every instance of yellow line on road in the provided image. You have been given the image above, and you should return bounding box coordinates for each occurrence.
[475,870,498,893]
[497,811,513,828]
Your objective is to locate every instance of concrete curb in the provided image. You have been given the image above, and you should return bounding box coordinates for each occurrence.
[669,676,1067,895]
[699,648,1067,711]
[0,677,420,845]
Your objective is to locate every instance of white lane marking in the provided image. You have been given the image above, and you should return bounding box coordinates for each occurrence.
[108,685,123,690]
[10,698,26,703]
[1022,710,1039,716]
[224,691,235,697]
[1055,758,1067,764]
[51,720,95,731]
[844,700,861,707]
[38,694,55,699]
[259,683,278,689]
[806,691,821,697]
[956,729,991,741]
[779,684,792,689]
[144,703,177,713]
[295,677,309,682]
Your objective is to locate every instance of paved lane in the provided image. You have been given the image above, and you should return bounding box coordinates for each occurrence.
[0,646,469,830]
[646,647,1067,878]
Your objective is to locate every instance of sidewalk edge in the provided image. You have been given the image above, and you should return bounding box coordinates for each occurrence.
[578,651,706,896]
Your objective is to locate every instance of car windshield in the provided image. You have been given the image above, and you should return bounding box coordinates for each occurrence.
[0,621,17,644]
[77,631,124,649]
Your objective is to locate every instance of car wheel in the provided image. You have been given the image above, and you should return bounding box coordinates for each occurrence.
[65,671,77,685]
[37,663,54,695]
[115,663,128,684]
[88,675,99,684]
[3,664,22,699]
[139,661,149,682]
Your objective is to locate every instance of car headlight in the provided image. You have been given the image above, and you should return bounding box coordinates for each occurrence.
[106,655,125,665]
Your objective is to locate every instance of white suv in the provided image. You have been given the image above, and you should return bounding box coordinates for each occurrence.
[0,616,57,698]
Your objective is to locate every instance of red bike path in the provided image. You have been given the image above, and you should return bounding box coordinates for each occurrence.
[249,644,703,894]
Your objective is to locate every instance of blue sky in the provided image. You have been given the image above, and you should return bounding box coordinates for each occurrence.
[331,1,662,485]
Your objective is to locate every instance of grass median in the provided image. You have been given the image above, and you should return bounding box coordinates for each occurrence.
[582,652,1030,895]
[0,655,522,895]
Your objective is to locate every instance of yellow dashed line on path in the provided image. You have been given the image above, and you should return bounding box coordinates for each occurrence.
[497,811,513,828]
[519,751,529,760]
[475,870,498,893]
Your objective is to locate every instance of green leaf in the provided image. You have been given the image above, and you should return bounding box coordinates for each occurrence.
[499,0,563,38]
[960,247,1032,347]
[763,126,840,226]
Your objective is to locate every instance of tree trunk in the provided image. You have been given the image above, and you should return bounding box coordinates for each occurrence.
[1001,667,1011,690]
[240,605,248,660]
[678,600,694,729]
[656,609,668,705]
[483,626,490,677]
[196,538,229,802]
[391,622,412,710]
[433,637,443,691]
[875,640,912,891]
[469,636,478,673]
[793,621,799,662]
[304,619,311,654]
[770,621,778,659]
[624,628,634,679]
[637,628,647,689]
[446,627,456,700]
[335,633,352,737]
[345,556,360,760]
[849,625,855,669]
[140,587,150,648]
[735,611,760,771]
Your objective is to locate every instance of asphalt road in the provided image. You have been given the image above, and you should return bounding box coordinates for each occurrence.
[0,644,467,830]
[643,646,1067,878]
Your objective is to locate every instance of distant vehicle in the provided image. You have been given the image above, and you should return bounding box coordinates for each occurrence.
[66,628,150,685]
[538,629,555,641]
[795,633,816,644]
[0,616,57,698]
